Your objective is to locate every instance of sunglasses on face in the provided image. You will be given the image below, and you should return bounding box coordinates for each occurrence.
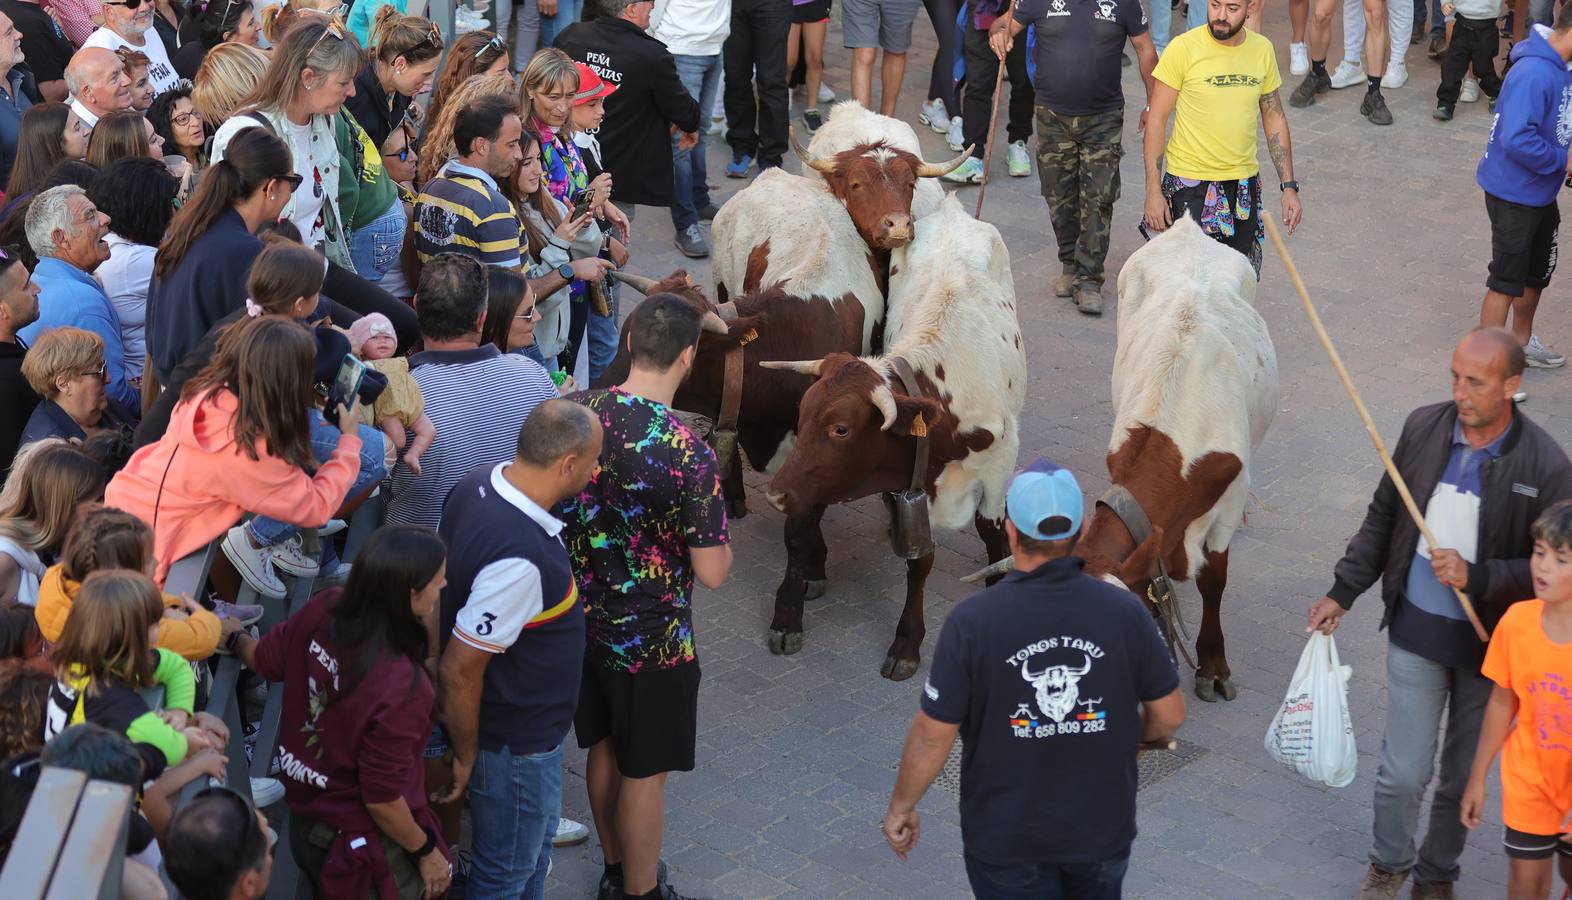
[273,173,304,191]
[515,302,538,321]
[104,0,147,8]
[473,35,504,59]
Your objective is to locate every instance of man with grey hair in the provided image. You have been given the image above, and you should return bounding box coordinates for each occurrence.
[16,184,136,412]
[80,0,177,95]
[63,46,131,128]
[435,398,604,898]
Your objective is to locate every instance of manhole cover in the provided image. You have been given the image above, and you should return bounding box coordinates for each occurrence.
[911,738,1207,798]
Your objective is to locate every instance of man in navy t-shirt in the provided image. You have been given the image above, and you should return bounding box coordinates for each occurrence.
[883,459,1186,899]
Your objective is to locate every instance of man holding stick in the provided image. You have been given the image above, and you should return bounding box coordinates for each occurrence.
[883,460,1185,898]
[1307,328,1572,900]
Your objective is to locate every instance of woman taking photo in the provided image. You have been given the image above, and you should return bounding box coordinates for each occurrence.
[0,439,105,606]
[146,126,294,383]
[105,315,364,587]
[211,16,418,349]
[18,327,135,446]
[149,87,209,174]
[232,525,452,899]
[346,8,443,149]
[89,157,180,388]
[3,104,88,204]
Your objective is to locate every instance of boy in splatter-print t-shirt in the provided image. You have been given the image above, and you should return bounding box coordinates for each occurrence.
[558,387,729,673]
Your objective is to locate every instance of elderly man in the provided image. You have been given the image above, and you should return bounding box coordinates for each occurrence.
[0,0,73,103]
[1308,328,1572,900]
[556,0,704,255]
[0,11,32,189]
[80,0,177,95]
[15,185,136,413]
[64,46,131,129]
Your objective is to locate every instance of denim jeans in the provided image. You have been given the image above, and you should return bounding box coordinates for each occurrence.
[515,343,556,373]
[964,850,1130,899]
[1150,0,1172,54]
[1187,0,1205,31]
[1370,642,1493,883]
[539,0,583,47]
[670,53,723,231]
[586,279,620,386]
[466,743,562,900]
[247,409,386,547]
[348,200,410,298]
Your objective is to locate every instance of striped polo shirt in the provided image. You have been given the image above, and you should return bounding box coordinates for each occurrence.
[438,462,584,754]
[386,345,556,530]
[413,160,522,268]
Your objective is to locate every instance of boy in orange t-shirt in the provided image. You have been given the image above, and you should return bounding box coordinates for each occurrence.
[1462,500,1572,899]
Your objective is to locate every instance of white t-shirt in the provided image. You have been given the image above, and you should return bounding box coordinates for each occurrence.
[96,234,154,381]
[211,111,333,249]
[81,26,180,96]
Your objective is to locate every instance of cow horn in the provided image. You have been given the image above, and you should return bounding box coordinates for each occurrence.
[759,359,823,376]
[872,384,898,432]
[790,129,836,174]
[914,145,976,178]
[607,271,659,294]
[700,311,729,335]
[715,301,739,322]
[960,556,1014,583]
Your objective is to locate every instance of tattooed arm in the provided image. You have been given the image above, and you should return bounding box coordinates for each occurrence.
[1259,90,1303,233]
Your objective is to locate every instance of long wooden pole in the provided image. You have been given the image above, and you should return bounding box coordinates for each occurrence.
[1261,215,1490,642]
[973,0,1017,220]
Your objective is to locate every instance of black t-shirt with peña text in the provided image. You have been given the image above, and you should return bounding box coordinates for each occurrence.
[921,556,1179,866]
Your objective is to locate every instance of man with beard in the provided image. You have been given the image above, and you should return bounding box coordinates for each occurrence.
[80,0,179,96]
[1142,0,1302,280]
[1308,329,1572,900]
[882,460,1185,900]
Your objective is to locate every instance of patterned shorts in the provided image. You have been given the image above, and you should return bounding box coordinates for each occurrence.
[1161,173,1265,278]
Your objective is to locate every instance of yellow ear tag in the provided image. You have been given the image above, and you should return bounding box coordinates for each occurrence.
[910,413,928,437]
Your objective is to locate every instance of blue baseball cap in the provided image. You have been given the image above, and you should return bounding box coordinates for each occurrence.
[1005,459,1084,541]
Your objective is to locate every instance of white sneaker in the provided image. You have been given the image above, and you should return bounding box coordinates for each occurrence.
[920,98,951,133]
[221,526,287,599]
[1460,76,1480,102]
[942,157,984,184]
[1329,60,1366,89]
[1525,333,1566,368]
[947,116,965,152]
[315,518,347,537]
[818,83,835,103]
[553,817,591,847]
[1381,60,1408,88]
[1290,42,1310,76]
[315,560,354,586]
[269,535,320,579]
[251,777,285,807]
[707,115,726,136]
[1006,140,1030,176]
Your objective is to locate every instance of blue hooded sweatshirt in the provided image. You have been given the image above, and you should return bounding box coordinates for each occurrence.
[1477,26,1572,207]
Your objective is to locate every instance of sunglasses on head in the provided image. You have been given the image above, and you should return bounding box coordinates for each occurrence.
[307,14,349,55]
[473,34,504,59]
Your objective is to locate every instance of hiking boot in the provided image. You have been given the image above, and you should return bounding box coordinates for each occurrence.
[1361,90,1394,125]
[675,224,710,258]
[1526,333,1566,368]
[1357,865,1409,900]
[802,108,824,133]
[726,151,752,178]
[920,97,951,132]
[1410,881,1455,899]
[221,526,287,599]
[553,817,590,847]
[1054,271,1076,298]
[942,157,984,184]
[1290,70,1331,107]
[1074,285,1104,316]
[1006,140,1031,176]
[269,534,320,579]
[1428,33,1446,57]
[1330,60,1367,88]
[1433,103,1454,121]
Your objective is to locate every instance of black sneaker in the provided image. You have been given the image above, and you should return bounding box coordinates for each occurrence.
[1361,90,1394,125]
[1433,103,1454,121]
[655,886,713,900]
[1289,70,1331,108]
[802,108,823,133]
[597,860,671,900]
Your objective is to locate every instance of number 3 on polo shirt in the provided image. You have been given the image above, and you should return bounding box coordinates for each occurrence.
[453,558,544,653]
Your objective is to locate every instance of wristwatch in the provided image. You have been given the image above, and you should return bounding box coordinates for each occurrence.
[557,263,575,280]
[1280,180,1300,192]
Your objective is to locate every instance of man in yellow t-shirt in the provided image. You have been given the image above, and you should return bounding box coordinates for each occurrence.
[1142,0,1303,278]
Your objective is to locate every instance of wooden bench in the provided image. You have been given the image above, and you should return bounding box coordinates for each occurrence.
[0,767,133,900]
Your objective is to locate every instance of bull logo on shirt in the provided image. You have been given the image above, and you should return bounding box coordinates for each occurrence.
[1022,652,1093,723]
[1094,0,1118,20]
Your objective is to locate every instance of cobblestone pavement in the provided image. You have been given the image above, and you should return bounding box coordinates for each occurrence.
[544,11,1565,899]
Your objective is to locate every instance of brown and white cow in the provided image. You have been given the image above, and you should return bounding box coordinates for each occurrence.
[799,100,959,233]
[1086,215,1278,702]
[763,197,1026,680]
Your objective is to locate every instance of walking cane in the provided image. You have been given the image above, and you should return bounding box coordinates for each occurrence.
[974,0,1018,220]
[1261,215,1490,642]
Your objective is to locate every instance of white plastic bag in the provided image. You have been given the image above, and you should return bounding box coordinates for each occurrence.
[1264,632,1357,787]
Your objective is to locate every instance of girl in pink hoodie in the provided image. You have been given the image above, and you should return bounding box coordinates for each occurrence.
[106,317,363,586]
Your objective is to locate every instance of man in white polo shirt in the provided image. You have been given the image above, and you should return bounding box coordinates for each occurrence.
[81,0,178,96]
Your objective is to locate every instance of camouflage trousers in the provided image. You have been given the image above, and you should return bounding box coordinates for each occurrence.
[1035,105,1125,291]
